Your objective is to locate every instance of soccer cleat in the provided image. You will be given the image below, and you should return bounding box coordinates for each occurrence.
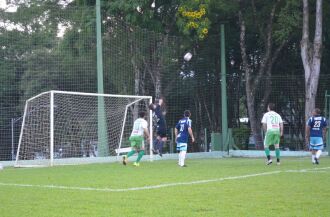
[266,159,273,165]
[314,157,319,165]
[180,165,187,167]
[133,162,140,167]
[122,155,127,165]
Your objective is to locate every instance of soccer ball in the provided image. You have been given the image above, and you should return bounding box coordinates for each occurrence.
[184,52,192,61]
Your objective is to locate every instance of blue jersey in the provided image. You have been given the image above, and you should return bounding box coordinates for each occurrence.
[307,116,327,138]
[153,105,166,128]
[175,117,192,143]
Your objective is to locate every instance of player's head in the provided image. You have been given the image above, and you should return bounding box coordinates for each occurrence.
[267,103,275,111]
[184,110,191,117]
[139,111,146,118]
[312,108,321,116]
[149,103,156,111]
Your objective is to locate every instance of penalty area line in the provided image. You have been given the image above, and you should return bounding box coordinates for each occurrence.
[0,167,329,192]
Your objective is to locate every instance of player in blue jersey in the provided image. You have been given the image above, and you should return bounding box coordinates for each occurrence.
[305,108,328,164]
[149,98,167,157]
[175,110,195,167]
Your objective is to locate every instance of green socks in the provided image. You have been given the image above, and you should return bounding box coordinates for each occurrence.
[265,148,270,157]
[127,150,136,158]
[126,150,145,163]
[275,148,280,160]
[136,150,145,163]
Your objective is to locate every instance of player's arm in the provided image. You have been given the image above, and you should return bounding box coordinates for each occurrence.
[305,125,310,144]
[262,123,267,132]
[188,127,195,143]
[280,122,284,137]
[322,127,327,143]
[174,128,178,140]
[143,127,150,140]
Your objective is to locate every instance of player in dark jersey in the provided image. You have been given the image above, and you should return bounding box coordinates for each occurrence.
[305,108,328,164]
[175,110,195,167]
[149,98,167,157]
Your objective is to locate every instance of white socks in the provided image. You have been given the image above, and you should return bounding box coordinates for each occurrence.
[178,151,187,166]
[312,154,316,163]
[316,150,322,159]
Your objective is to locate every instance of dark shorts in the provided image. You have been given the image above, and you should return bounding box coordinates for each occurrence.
[157,126,167,138]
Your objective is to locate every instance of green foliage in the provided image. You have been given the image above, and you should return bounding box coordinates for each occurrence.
[274,0,302,44]
[232,126,250,149]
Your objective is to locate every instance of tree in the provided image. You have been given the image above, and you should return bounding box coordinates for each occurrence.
[238,0,295,149]
[301,0,323,120]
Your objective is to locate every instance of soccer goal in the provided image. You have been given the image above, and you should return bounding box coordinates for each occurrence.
[15,90,153,167]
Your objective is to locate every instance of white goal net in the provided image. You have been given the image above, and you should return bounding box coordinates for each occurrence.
[15,91,152,167]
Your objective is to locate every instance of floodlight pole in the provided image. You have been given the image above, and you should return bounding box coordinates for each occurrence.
[220,24,228,152]
[96,0,109,156]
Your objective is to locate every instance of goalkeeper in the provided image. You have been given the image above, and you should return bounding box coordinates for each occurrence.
[149,97,167,157]
[123,111,150,167]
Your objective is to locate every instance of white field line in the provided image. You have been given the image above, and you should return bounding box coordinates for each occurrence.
[0,167,330,192]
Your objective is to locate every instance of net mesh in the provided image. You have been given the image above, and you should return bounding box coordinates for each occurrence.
[15,91,151,166]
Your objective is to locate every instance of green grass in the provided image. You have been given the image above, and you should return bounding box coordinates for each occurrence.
[1,157,330,217]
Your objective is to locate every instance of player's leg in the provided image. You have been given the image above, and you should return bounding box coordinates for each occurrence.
[176,143,181,165]
[158,137,167,157]
[264,132,272,165]
[153,136,160,154]
[311,150,317,164]
[315,137,324,163]
[309,137,316,164]
[310,137,323,164]
[274,133,281,165]
[135,140,145,165]
[274,144,280,165]
[123,136,138,165]
[180,143,188,167]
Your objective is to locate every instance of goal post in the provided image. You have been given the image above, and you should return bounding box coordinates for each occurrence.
[15,90,153,167]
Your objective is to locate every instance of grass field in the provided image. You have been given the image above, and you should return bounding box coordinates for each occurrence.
[0,157,330,217]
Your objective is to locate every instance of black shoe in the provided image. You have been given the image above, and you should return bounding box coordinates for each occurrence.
[181,165,187,167]
[314,157,319,165]
[122,155,127,165]
[159,152,162,157]
[266,159,273,165]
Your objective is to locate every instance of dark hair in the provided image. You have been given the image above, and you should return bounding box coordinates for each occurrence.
[184,110,191,117]
[314,108,321,115]
[268,103,275,111]
[148,103,155,110]
[139,111,146,118]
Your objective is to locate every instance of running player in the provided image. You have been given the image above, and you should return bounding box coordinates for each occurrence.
[123,111,150,167]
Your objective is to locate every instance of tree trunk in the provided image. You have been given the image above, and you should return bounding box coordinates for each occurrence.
[301,0,323,121]
[239,0,285,149]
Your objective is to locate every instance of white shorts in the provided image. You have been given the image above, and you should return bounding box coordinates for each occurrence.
[176,143,187,151]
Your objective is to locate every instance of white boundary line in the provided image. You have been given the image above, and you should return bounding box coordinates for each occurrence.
[0,167,330,192]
